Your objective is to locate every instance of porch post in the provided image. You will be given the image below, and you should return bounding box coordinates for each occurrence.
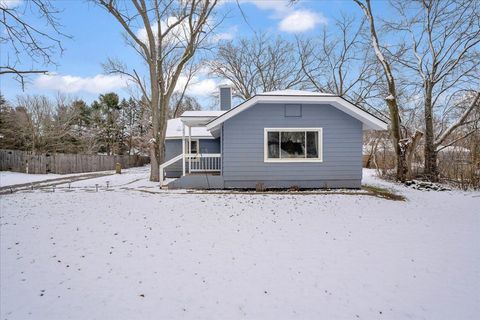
[188,126,192,174]
[182,123,186,176]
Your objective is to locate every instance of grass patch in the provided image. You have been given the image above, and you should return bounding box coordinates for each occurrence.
[362,184,406,201]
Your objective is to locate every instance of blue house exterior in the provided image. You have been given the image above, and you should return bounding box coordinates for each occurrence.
[161,89,388,189]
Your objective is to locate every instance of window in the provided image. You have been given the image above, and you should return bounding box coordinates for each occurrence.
[264,128,322,162]
[185,139,199,154]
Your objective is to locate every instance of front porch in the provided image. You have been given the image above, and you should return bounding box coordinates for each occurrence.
[160,112,222,185]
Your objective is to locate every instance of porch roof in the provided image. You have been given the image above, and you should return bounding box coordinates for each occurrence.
[166,118,213,139]
[180,110,226,127]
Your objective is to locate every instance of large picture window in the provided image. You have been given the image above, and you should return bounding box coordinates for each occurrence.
[264,128,323,162]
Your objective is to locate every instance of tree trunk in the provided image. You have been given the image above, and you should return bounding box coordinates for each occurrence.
[149,82,160,182]
[158,96,169,175]
[405,130,423,180]
[397,146,408,182]
[386,98,407,182]
[423,82,438,181]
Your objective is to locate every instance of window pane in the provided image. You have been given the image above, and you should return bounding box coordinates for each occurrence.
[306,131,319,158]
[267,132,280,158]
[186,141,198,153]
[281,131,305,158]
[191,141,198,153]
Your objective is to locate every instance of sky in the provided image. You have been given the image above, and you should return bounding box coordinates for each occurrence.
[0,0,392,108]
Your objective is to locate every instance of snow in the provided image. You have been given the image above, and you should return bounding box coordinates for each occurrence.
[166,118,216,139]
[0,172,63,187]
[257,89,335,96]
[1,168,479,319]
[180,110,226,118]
[0,170,118,188]
[166,111,227,139]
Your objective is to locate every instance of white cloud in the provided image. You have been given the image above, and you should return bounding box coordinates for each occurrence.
[188,79,218,96]
[211,26,238,42]
[279,10,327,33]
[241,0,289,13]
[0,0,22,9]
[238,0,326,33]
[35,73,129,94]
[174,72,219,97]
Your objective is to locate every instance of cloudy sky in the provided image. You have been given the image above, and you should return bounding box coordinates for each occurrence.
[1,0,390,106]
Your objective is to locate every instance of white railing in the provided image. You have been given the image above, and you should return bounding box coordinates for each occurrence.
[160,154,183,182]
[160,153,222,184]
[187,153,221,173]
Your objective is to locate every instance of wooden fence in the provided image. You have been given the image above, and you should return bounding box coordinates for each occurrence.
[0,149,150,174]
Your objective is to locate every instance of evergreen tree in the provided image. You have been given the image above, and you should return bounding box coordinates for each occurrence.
[91,93,122,155]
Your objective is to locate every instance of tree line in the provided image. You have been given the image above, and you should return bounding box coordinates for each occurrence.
[0,92,200,156]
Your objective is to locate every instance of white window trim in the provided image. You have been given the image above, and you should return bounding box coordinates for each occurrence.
[184,139,200,153]
[185,139,200,162]
[264,128,323,163]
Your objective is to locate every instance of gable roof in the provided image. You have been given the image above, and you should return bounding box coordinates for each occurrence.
[206,90,388,131]
[257,89,336,97]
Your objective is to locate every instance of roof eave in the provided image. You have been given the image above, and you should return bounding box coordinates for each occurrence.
[206,95,388,131]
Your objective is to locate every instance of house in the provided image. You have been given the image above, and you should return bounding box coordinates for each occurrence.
[161,86,388,189]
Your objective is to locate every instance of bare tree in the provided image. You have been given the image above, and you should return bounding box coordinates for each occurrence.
[0,0,69,89]
[95,0,219,181]
[169,92,201,119]
[353,0,423,182]
[13,95,83,153]
[386,0,480,181]
[208,33,307,99]
[297,14,380,106]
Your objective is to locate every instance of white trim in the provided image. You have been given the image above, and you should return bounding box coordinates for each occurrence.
[206,95,388,131]
[188,126,192,173]
[185,138,200,163]
[182,123,186,176]
[185,153,222,173]
[160,154,183,183]
[263,128,323,163]
[185,138,200,154]
[186,153,221,157]
[166,136,215,140]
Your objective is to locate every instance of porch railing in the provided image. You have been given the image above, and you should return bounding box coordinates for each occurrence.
[187,153,221,173]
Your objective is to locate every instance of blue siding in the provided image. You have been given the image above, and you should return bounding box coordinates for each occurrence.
[164,138,220,178]
[219,87,232,110]
[221,103,363,188]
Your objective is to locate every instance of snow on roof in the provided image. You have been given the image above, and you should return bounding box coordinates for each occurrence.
[257,89,335,96]
[207,92,388,131]
[180,110,226,117]
[166,118,214,139]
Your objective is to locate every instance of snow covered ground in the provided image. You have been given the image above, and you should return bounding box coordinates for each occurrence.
[0,171,64,187]
[0,168,479,319]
